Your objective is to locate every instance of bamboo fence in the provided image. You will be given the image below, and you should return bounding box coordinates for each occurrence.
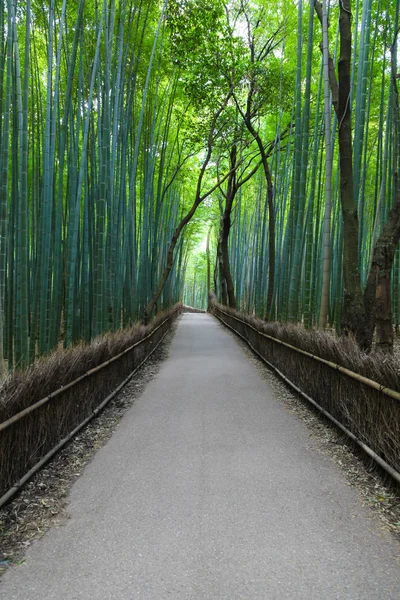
[0,305,182,504]
[213,303,400,483]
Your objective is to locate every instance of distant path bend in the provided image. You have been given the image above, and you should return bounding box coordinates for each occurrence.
[2,313,400,599]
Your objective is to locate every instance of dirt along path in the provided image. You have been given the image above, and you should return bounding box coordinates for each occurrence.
[1,313,400,599]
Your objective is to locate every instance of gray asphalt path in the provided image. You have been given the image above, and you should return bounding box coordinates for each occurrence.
[1,313,400,599]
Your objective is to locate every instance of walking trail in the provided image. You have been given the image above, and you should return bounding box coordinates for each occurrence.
[1,313,400,599]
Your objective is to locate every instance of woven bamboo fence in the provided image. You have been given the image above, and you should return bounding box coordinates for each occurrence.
[213,303,400,481]
[0,306,182,501]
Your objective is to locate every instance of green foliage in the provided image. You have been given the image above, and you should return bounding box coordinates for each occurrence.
[167,0,242,110]
[1,0,399,370]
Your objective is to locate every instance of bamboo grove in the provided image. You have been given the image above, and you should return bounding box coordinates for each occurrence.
[183,0,400,353]
[1,0,400,373]
[0,0,193,370]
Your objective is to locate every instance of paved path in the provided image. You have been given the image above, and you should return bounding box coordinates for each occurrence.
[2,314,400,599]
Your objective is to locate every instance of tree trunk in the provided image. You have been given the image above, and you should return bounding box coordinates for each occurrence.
[363,203,400,353]
[217,219,228,306]
[221,232,236,308]
[241,121,275,318]
[319,0,333,329]
[315,0,368,346]
[192,270,196,307]
[375,273,394,352]
[219,145,237,309]
[366,242,395,353]
[264,159,275,319]
[362,30,400,352]
[144,224,183,324]
[336,0,369,347]
[206,225,211,311]
[315,0,400,350]
[213,252,218,296]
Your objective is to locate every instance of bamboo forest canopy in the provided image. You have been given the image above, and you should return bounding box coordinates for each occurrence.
[0,0,399,371]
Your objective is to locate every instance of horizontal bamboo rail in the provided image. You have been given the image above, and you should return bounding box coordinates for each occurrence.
[213,305,400,485]
[0,308,179,434]
[215,307,400,401]
[0,307,181,507]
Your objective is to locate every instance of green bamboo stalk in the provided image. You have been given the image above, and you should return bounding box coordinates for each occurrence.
[64,2,104,347]
[319,0,333,329]
[287,0,304,322]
